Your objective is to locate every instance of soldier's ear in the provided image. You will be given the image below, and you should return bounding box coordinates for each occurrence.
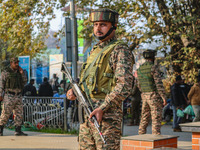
[113,23,117,30]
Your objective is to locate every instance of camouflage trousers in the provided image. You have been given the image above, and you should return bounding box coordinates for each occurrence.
[138,92,163,135]
[78,111,122,150]
[0,93,23,126]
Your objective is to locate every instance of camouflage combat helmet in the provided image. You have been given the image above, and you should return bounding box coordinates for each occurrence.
[143,49,156,59]
[90,8,119,40]
[10,57,19,63]
[90,8,119,24]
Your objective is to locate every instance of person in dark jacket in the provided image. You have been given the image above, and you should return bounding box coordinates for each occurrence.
[22,79,37,96]
[127,77,142,126]
[171,75,188,132]
[38,77,53,97]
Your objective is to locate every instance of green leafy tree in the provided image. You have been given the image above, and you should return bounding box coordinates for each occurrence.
[76,0,200,83]
[0,0,67,61]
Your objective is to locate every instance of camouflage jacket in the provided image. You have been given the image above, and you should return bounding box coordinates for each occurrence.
[89,37,134,112]
[0,67,27,97]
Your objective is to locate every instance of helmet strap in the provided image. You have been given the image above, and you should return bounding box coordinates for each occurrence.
[94,23,116,41]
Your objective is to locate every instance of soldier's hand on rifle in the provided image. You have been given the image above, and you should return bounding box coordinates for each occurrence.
[89,108,103,124]
[66,89,76,100]
[0,96,3,101]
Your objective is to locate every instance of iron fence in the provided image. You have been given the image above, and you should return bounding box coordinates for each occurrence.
[22,96,78,131]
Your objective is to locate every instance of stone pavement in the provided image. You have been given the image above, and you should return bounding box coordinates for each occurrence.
[0,124,192,150]
[0,129,78,150]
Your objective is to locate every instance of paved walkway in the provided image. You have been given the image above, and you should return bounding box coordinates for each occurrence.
[0,129,78,150]
[0,124,192,150]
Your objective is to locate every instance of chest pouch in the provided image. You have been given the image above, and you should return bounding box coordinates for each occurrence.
[6,72,22,89]
[100,72,114,94]
[86,66,99,94]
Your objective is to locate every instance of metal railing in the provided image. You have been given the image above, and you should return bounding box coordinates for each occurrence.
[22,96,74,130]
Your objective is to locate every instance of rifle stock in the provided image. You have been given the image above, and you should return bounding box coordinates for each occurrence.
[61,63,106,144]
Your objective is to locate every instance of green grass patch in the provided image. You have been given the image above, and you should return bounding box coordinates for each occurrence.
[34,128,78,135]
[123,114,132,119]
[28,127,79,135]
[6,125,78,135]
[6,121,79,135]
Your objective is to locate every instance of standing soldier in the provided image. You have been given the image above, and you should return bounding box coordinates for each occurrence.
[67,8,134,149]
[0,57,28,136]
[137,50,167,135]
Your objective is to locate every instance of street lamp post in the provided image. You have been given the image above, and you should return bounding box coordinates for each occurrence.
[70,0,78,79]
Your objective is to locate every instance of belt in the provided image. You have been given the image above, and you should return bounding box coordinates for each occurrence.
[7,91,21,95]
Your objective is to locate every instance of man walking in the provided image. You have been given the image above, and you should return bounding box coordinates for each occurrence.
[0,57,28,136]
[137,50,167,135]
[67,8,134,149]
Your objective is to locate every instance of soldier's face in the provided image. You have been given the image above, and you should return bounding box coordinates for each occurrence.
[10,61,19,70]
[93,21,114,40]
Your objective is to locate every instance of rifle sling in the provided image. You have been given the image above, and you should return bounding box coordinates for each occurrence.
[83,81,94,110]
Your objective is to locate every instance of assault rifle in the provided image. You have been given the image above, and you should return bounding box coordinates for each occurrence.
[61,63,106,144]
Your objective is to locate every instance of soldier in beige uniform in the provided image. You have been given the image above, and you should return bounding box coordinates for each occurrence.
[67,8,134,150]
[0,57,28,136]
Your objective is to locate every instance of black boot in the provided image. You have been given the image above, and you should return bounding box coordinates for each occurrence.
[15,126,28,136]
[0,125,3,136]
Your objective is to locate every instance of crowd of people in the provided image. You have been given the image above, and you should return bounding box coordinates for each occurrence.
[22,74,71,98]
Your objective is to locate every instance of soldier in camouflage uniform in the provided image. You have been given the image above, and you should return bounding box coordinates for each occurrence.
[137,50,167,135]
[67,8,134,150]
[0,57,28,136]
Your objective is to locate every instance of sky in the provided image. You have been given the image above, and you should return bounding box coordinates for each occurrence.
[49,0,102,31]
[49,9,65,31]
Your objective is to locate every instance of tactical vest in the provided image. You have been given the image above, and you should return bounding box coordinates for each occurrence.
[5,67,23,90]
[137,61,156,92]
[79,40,124,100]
